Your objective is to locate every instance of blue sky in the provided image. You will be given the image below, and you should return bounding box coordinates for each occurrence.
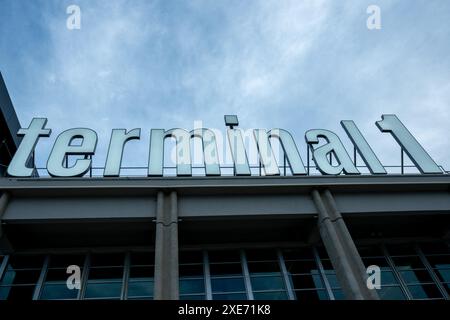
[0,0,449,172]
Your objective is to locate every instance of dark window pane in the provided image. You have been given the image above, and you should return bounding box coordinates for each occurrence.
[253,291,287,300]
[320,259,335,272]
[392,256,425,270]
[85,281,122,298]
[247,262,280,275]
[399,269,433,284]
[130,252,154,266]
[208,250,241,263]
[378,286,406,300]
[408,284,442,299]
[179,264,203,278]
[282,248,314,260]
[251,276,285,291]
[284,260,319,274]
[180,279,204,295]
[209,263,242,277]
[46,268,81,282]
[386,244,417,256]
[295,289,329,300]
[245,249,278,262]
[179,251,203,264]
[211,277,245,292]
[435,268,450,283]
[1,270,41,285]
[357,245,384,257]
[127,280,153,297]
[362,257,391,270]
[0,285,36,300]
[88,267,123,281]
[128,297,153,300]
[129,266,154,280]
[90,254,124,267]
[326,273,341,288]
[49,255,85,268]
[180,294,205,300]
[290,273,324,290]
[7,255,44,269]
[426,255,450,269]
[212,293,247,300]
[40,283,78,300]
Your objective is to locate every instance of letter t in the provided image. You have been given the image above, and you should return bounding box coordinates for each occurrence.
[7,118,51,177]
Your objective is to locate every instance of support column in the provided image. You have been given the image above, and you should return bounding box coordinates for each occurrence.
[0,192,11,239]
[312,189,379,300]
[154,191,179,300]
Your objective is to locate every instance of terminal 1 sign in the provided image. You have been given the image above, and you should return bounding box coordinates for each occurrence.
[6,114,443,178]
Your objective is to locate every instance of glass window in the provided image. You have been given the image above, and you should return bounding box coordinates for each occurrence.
[377,286,406,300]
[85,282,122,299]
[245,249,278,262]
[40,283,78,300]
[399,269,434,284]
[208,250,240,263]
[295,289,329,300]
[211,277,245,292]
[290,273,324,290]
[209,263,242,277]
[408,284,442,299]
[253,291,287,300]
[282,248,315,261]
[251,276,285,291]
[180,279,205,295]
[0,285,36,300]
[127,281,153,298]
[212,293,247,300]
[284,260,319,274]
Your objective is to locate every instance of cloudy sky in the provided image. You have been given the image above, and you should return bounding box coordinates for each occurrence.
[0,0,449,174]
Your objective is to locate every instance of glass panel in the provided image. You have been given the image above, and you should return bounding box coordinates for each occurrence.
[212,293,247,300]
[211,277,245,292]
[419,243,450,255]
[295,289,329,300]
[84,281,122,298]
[326,273,340,288]
[208,250,241,263]
[88,267,123,281]
[332,289,345,300]
[377,286,406,300]
[0,285,36,300]
[426,255,450,269]
[290,273,324,290]
[7,255,44,269]
[408,284,442,299]
[399,269,433,284]
[251,276,285,291]
[130,252,154,266]
[129,266,154,280]
[127,280,153,297]
[284,260,319,274]
[179,264,203,278]
[435,268,450,283]
[180,279,205,295]
[253,291,287,300]
[245,249,278,262]
[1,270,41,285]
[90,253,124,267]
[179,251,203,264]
[209,263,242,277]
[320,259,335,273]
[49,254,85,268]
[46,268,79,282]
[380,271,399,285]
[247,262,280,275]
[180,294,205,300]
[40,283,78,300]
[282,248,314,260]
[392,256,425,270]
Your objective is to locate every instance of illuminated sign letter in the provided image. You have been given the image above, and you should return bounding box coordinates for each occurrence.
[305,129,360,175]
[7,118,51,177]
[47,128,97,177]
[376,114,442,174]
[104,128,140,177]
[341,120,386,174]
[227,129,251,176]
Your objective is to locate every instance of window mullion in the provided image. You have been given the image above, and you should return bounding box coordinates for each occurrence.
[78,253,91,300]
[203,250,212,300]
[121,252,131,300]
[381,245,413,300]
[312,246,335,300]
[277,249,295,300]
[240,250,254,300]
[32,255,49,300]
[0,254,9,281]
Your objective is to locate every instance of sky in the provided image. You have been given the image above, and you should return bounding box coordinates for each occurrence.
[0,0,449,174]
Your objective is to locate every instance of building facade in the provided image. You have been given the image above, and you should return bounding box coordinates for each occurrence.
[0,73,449,300]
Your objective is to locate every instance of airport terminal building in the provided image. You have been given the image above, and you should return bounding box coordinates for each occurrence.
[0,72,449,301]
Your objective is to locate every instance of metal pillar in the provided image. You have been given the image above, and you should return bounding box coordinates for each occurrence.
[0,192,11,239]
[311,189,379,300]
[154,191,179,300]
